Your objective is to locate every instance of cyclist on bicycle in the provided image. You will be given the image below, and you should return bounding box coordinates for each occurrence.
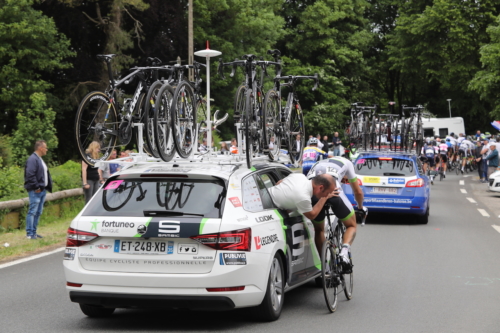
[436,138,448,178]
[422,140,438,184]
[458,136,474,173]
[306,157,367,271]
[302,138,328,176]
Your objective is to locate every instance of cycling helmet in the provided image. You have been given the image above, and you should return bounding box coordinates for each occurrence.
[446,138,450,141]
[307,163,339,181]
[308,137,318,145]
[450,132,455,136]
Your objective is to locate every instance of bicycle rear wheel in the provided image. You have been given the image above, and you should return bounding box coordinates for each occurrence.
[75,91,118,166]
[154,83,176,162]
[287,103,305,164]
[244,89,254,169]
[144,81,164,158]
[263,89,281,161]
[321,239,338,313]
[171,81,197,158]
[335,225,353,300]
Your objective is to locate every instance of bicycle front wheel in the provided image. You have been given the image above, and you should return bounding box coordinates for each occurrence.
[263,89,281,161]
[171,81,197,158]
[75,91,118,166]
[287,103,305,164]
[321,239,339,313]
[154,83,176,162]
[144,81,164,158]
[244,89,254,169]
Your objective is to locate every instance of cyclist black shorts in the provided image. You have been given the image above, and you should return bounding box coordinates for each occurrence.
[419,156,428,164]
[311,193,354,223]
[458,149,466,158]
[439,153,448,163]
[426,156,436,167]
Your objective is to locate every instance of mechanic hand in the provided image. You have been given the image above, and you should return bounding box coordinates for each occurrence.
[276,179,283,186]
[327,189,340,199]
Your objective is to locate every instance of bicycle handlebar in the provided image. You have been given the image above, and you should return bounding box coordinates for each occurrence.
[274,73,319,91]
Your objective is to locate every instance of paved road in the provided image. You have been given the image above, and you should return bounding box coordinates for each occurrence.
[1,172,499,333]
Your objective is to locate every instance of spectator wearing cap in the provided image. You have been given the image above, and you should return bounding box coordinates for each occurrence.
[485,143,498,179]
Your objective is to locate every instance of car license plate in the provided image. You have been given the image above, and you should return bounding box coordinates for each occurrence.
[372,187,398,195]
[114,240,174,255]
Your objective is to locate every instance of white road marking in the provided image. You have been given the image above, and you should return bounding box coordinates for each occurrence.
[0,247,64,270]
[460,189,467,194]
[478,209,490,217]
[493,225,500,233]
[467,197,477,203]
[463,175,470,178]
[459,180,464,185]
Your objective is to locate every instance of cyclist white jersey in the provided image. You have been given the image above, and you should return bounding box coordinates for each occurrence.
[307,156,358,184]
[457,137,465,145]
[446,136,457,149]
[459,139,473,157]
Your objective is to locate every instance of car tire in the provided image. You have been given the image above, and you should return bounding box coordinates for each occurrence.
[417,204,429,224]
[252,253,285,322]
[79,303,115,317]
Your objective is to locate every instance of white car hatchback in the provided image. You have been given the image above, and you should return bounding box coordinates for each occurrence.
[63,160,323,321]
[488,170,500,192]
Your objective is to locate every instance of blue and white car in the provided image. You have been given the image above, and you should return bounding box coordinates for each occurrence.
[63,159,324,321]
[342,151,431,223]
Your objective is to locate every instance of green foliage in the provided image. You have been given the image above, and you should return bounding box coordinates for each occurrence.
[51,160,82,192]
[0,0,75,132]
[10,93,59,165]
[0,165,24,199]
[0,135,13,167]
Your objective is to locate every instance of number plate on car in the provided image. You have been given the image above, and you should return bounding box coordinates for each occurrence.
[372,187,398,195]
[114,240,174,255]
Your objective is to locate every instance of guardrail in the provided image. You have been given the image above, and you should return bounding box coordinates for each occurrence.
[0,188,84,211]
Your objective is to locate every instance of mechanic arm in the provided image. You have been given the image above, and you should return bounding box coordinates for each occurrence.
[350,180,364,210]
[303,191,339,220]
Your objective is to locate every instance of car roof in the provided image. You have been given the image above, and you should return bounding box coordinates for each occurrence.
[357,150,417,160]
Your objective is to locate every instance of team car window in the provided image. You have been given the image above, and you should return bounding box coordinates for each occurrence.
[260,173,274,189]
[82,178,225,218]
[241,175,264,212]
[256,174,276,210]
[354,158,416,177]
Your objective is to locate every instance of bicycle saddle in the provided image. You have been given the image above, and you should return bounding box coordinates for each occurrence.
[96,54,117,62]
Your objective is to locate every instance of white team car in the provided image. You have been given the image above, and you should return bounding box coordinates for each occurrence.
[488,170,500,192]
[63,160,323,321]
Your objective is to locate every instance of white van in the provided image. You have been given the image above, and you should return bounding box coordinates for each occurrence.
[421,117,465,138]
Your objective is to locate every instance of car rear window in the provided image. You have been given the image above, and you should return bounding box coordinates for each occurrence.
[82,178,225,218]
[354,158,416,177]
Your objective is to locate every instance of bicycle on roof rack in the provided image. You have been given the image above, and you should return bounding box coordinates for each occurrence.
[75,55,173,166]
[347,103,377,151]
[401,105,431,155]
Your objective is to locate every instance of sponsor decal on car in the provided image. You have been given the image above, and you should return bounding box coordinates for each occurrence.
[90,220,137,233]
[83,258,209,265]
[64,248,76,260]
[193,256,213,260]
[388,178,405,184]
[254,234,278,250]
[363,177,380,183]
[255,215,273,223]
[177,243,199,254]
[92,244,112,250]
[236,215,249,222]
[228,197,242,207]
[104,180,124,190]
[158,220,180,238]
[219,253,247,265]
[79,253,94,257]
[167,241,174,254]
[137,224,147,235]
[364,198,412,204]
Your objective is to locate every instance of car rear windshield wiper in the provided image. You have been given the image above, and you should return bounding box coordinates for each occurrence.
[383,173,406,176]
[143,211,205,217]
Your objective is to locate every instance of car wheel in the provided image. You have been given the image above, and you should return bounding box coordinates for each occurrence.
[79,303,115,317]
[417,204,429,224]
[252,254,285,322]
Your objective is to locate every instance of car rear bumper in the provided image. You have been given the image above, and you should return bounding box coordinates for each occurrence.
[70,291,236,310]
[355,196,428,215]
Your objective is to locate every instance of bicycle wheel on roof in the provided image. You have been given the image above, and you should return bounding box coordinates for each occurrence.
[171,81,197,159]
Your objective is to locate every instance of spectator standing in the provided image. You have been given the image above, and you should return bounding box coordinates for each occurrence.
[294,134,302,161]
[269,136,276,150]
[82,141,101,204]
[98,149,117,185]
[316,134,324,149]
[474,141,484,182]
[230,138,238,154]
[220,142,229,154]
[332,132,342,156]
[480,139,491,181]
[475,130,482,141]
[485,143,498,179]
[24,140,52,239]
[321,135,329,151]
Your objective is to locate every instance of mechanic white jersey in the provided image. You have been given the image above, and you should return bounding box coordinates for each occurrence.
[268,173,313,214]
[306,156,358,183]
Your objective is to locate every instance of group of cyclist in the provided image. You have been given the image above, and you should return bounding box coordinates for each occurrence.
[419,132,497,184]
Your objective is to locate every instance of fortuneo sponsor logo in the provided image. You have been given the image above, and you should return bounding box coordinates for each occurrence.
[102,221,135,228]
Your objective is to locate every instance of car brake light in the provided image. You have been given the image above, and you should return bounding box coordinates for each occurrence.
[207,286,245,292]
[406,178,424,187]
[66,282,83,287]
[379,157,393,160]
[66,227,99,247]
[190,228,252,251]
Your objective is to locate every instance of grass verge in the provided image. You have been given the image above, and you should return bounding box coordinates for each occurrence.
[0,216,72,264]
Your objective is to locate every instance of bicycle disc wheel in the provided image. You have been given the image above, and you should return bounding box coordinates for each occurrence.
[154,83,176,162]
[171,81,197,158]
[287,102,305,164]
[144,81,164,158]
[75,91,118,166]
[321,240,338,313]
[263,89,281,161]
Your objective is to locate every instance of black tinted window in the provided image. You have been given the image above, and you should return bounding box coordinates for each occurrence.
[354,158,416,176]
[82,178,225,217]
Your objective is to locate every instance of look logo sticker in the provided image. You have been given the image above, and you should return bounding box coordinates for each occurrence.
[104,180,124,190]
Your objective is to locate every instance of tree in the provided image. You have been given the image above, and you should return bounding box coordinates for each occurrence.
[0,0,74,136]
[10,93,59,165]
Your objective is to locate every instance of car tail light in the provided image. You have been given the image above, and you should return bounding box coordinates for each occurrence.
[66,282,82,287]
[66,227,99,247]
[379,157,393,160]
[190,228,251,251]
[207,286,245,292]
[406,178,424,187]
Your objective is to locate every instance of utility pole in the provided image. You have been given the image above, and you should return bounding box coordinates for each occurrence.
[447,99,452,118]
[188,0,194,81]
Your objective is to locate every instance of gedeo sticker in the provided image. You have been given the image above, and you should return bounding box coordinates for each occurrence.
[64,248,76,260]
[363,177,380,184]
[228,197,242,207]
[104,180,124,190]
[220,253,247,265]
[356,158,366,164]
